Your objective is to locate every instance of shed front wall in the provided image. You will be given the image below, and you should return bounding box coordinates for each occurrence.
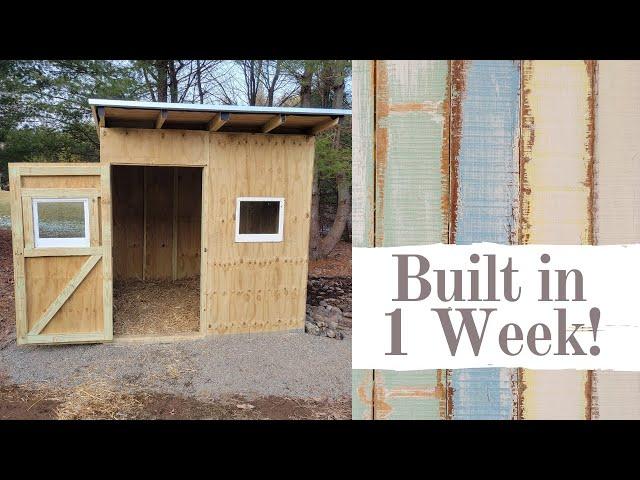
[100,128,315,335]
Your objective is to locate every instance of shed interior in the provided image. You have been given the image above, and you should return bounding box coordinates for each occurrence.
[111,165,202,336]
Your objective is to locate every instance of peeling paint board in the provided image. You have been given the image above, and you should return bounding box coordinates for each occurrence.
[449,369,518,420]
[521,370,590,420]
[519,60,595,419]
[375,60,450,247]
[373,60,450,419]
[352,60,375,249]
[449,60,520,420]
[351,61,376,420]
[352,369,374,420]
[592,60,640,419]
[592,371,640,420]
[373,370,445,420]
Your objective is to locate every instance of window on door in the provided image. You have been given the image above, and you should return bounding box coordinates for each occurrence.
[32,198,90,248]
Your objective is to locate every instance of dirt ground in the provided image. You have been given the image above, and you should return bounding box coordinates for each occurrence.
[0,381,349,420]
[308,241,351,278]
[0,228,352,420]
[0,229,16,349]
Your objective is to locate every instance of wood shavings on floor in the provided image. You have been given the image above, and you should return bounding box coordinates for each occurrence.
[113,278,200,336]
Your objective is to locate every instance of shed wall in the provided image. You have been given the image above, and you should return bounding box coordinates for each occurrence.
[101,128,315,335]
[205,133,315,334]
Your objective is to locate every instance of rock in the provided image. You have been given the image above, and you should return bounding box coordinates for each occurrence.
[327,321,339,331]
[304,304,345,340]
[305,321,320,336]
[305,276,351,339]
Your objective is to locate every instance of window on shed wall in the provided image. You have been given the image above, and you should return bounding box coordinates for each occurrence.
[32,198,90,248]
[235,197,284,242]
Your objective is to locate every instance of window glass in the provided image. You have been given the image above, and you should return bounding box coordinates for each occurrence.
[36,201,86,238]
[239,200,280,234]
[235,197,284,243]
[33,198,90,248]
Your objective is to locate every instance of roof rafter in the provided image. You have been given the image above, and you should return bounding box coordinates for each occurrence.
[207,112,230,132]
[309,116,341,135]
[155,109,168,129]
[261,114,286,134]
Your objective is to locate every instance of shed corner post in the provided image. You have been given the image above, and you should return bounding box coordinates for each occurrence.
[98,127,107,160]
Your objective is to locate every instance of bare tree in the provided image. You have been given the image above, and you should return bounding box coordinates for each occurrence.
[237,60,263,106]
[299,63,314,107]
[262,60,280,106]
[260,60,298,107]
[168,60,179,102]
[281,60,316,107]
[196,60,204,103]
[155,60,169,102]
[133,60,229,105]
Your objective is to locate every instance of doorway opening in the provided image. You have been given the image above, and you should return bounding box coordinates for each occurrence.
[111,165,202,337]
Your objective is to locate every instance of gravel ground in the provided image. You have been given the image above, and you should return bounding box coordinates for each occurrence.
[0,331,351,401]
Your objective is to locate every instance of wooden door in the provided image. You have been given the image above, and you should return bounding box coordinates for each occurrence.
[8,163,112,345]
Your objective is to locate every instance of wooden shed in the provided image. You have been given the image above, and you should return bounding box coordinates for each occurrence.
[8,99,350,345]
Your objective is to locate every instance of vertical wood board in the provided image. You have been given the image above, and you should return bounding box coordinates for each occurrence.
[352,60,375,249]
[351,60,376,419]
[9,165,27,342]
[519,60,595,420]
[352,368,374,420]
[144,167,174,280]
[112,166,144,280]
[449,60,520,419]
[176,167,202,279]
[592,60,640,419]
[374,370,446,420]
[375,60,450,246]
[372,60,449,419]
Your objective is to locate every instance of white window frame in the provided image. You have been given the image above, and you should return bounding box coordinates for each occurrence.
[235,196,285,243]
[32,198,91,249]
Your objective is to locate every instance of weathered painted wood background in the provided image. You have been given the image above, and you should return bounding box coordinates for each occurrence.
[448,60,520,420]
[592,60,640,419]
[352,59,640,420]
[374,60,449,420]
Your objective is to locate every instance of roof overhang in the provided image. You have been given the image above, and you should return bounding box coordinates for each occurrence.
[89,99,351,135]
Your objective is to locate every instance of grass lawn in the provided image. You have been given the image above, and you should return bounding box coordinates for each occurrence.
[0,191,10,229]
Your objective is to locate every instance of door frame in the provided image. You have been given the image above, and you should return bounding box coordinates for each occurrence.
[108,163,208,340]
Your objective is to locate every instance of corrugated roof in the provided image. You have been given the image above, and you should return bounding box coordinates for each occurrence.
[89,99,350,135]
